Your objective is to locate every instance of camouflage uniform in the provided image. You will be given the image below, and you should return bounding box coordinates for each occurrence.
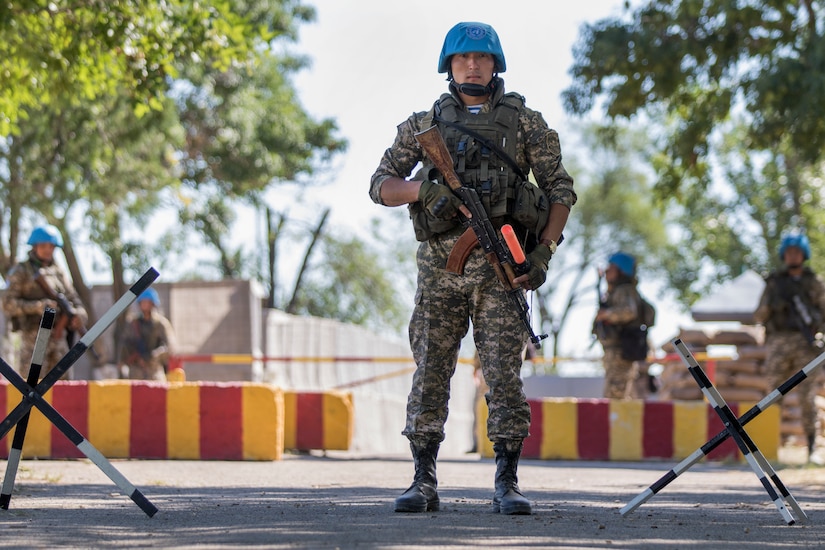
[118,309,176,381]
[593,282,642,399]
[754,267,825,443]
[370,81,576,444]
[2,251,87,380]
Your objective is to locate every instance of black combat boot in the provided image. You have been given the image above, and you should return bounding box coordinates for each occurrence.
[492,439,532,515]
[394,439,440,512]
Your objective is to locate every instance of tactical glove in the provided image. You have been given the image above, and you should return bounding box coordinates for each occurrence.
[524,244,553,290]
[418,180,462,220]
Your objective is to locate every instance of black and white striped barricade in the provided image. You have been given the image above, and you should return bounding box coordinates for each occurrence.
[621,340,825,517]
[623,338,804,525]
[0,268,159,518]
[0,308,56,509]
[621,345,825,518]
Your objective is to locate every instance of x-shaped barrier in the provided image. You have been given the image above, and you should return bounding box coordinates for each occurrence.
[621,338,825,525]
[0,268,159,517]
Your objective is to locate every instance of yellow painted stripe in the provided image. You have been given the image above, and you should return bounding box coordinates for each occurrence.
[7,383,53,458]
[322,391,353,450]
[673,400,708,458]
[283,391,298,450]
[88,381,131,457]
[542,399,578,459]
[167,383,200,459]
[241,384,283,460]
[609,400,643,461]
[477,398,494,458]
[736,401,780,461]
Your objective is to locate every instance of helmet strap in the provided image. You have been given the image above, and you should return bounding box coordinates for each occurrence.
[449,76,498,97]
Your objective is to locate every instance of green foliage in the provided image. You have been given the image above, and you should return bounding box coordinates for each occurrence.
[532,122,668,365]
[564,0,825,190]
[288,229,413,334]
[563,0,825,307]
[0,0,268,136]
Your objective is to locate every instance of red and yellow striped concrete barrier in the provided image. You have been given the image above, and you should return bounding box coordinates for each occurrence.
[478,398,780,461]
[0,381,284,461]
[283,390,353,451]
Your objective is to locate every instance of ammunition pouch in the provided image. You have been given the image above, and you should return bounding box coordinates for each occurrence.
[408,201,461,242]
[512,180,549,238]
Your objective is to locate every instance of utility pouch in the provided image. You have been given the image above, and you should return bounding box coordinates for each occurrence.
[512,180,549,237]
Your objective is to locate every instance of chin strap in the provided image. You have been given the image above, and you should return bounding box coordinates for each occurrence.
[449,76,499,97]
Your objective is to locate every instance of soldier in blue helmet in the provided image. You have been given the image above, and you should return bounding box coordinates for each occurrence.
[755,230,825,464]
[369,21,576,515]
[2,224,87,380]
[593,252,655,399]
[118,287,176,381]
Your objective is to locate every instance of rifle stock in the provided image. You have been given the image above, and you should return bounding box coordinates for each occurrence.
[414,125,548,347]
[33,269,87,342]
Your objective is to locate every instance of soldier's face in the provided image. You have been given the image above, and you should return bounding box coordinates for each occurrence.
[783,246,805,268]
[450,52,495,88]
[138,299,154,315]
[32,243,56,262]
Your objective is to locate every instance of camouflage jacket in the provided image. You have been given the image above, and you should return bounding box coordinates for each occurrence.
[593,282,642,346]
[2,251,87,332]
[118,310,176,367]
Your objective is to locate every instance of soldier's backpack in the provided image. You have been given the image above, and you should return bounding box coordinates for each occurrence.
[620,293,656,362]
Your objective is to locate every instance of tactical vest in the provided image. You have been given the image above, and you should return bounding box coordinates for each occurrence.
[409,92,548,242]
[764,270,824,334]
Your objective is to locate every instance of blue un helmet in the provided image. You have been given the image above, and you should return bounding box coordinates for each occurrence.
[137,288,161,307]
[27,225,64,247]
[438,22,507,74]
[778,231,811,261]
[608,252,636,278]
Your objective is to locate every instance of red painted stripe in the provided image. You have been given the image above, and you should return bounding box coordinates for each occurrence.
[200,384,243,460]
[130,382,167,458]
[50,381,88,459]
[295,393,324,450]
[0,382,7,458]
[522,399,543,458]
[706,402,738,460]
[642,401,674,458]
[577,399,609,460]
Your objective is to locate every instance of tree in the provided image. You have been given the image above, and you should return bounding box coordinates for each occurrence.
[564,1,825,193]
[563,0,825,303]
[530,123,668,372]
[0,0,265,136]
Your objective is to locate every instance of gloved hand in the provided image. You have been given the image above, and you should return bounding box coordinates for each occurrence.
[522,243,553,290]
[418,180,462,220]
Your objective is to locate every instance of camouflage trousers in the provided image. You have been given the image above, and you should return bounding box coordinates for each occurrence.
[18,329,71,381]
[764,332,822,438]
[404,235,530,445]
[602,346,637,400]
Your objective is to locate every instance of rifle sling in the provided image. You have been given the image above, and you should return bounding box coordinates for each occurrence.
[433,115,528,181]
[446,227,479,275]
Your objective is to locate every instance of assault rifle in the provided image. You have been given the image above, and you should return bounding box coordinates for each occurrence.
[33,269,86,346]
[790,293,824,348]
[414,125,548,347]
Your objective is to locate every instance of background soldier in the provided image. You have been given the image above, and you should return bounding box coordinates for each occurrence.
[754,231,825,464]
[369,21,575,515]
[593,252,653,400]
[118,288,176,381]
[2,225,88,380]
